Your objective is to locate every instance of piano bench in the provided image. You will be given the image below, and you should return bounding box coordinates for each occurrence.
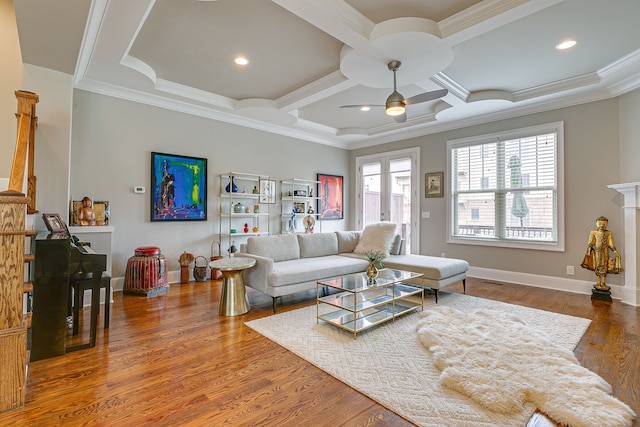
[68,273,111,336]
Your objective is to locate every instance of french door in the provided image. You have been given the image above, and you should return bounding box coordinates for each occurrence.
[355,147,420,254]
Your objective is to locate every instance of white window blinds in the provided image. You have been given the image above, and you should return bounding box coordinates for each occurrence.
[448,122,562,248]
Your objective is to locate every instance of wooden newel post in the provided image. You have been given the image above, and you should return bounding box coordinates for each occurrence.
[12,91,39,212]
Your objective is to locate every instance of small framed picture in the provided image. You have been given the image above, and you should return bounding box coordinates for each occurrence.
[293,201,306,214]
[42,213,68,234]
[425,172,444,198]
[259,179,276,204]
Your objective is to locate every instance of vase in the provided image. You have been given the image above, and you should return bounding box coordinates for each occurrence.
[225,176,238,193]
[289,218,298,234]
[366,262,378,281]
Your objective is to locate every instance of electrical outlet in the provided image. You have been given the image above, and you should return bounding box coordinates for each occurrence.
[566,265,575,275]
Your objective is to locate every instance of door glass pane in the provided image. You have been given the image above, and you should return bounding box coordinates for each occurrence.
[390,158,412,252]
[362,162,380,227]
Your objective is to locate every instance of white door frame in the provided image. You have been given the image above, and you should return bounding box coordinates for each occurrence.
[355,147,420,254]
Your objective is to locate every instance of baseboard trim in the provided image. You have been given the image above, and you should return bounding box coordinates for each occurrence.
[111,267,634,305]
[467,266,626,301]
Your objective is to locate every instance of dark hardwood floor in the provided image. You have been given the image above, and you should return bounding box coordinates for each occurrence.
[2,277,637,426]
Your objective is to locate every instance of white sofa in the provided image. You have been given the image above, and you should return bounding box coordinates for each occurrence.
[236,226,468,312]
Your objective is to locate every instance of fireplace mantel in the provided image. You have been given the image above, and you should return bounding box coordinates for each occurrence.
[608,182,640,306]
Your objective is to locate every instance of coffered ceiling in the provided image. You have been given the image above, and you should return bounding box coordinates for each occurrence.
[14,0,640,149]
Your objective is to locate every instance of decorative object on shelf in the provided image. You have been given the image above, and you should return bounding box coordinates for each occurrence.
[77,196,105,226]
[307,205,314,214]
[309,188,313,197]
[70,198,109,226]
[244,223,249,233]
[252,185,259,194]
[228,241,238,254]
[253,204,260,213]
[289,205,301,234]
[245,207,250,213]
[317,173,344,220]
[259,179,276,204]
[294,190,307,197]
[425,171,444,198]
[365,250,386,282]
[210,241,223,279]
[233,203,245,213]
[151,152,207,221]
[293,201,306,213]
[304,215,315,233]
[225,176,238,193]
[230,229,237,234]
[193,256,208,282]
[178,251,195,284]
[252,226,259,233]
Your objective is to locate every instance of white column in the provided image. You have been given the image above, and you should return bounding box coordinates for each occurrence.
[608,182,640,306]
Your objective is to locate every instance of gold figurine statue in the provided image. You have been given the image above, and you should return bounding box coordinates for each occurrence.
[580,216,623,291]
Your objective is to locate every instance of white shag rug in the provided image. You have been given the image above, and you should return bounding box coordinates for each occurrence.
[417,306,636,427]
[245,293,607,427]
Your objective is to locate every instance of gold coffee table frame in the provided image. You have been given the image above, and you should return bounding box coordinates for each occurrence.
[317,269,424,339]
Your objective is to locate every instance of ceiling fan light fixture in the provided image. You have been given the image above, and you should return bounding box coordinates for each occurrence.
[386,104,405,116]
[386,91,405,116]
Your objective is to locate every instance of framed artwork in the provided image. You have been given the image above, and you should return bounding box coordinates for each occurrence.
[42,213,68,235]
[151,152,207,221]
[317,173,344,220]
[293,201,306,214]
[425,172,444,198]
[259,179,276,204]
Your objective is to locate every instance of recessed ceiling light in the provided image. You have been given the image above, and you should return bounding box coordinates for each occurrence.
[556,39,577,50]
[360,106,370,112]
[234,57,249,66]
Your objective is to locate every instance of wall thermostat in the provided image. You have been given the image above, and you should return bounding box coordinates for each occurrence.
[134,186,146,194]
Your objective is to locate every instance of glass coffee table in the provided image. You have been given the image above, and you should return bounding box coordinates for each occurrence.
[316,269,424,339]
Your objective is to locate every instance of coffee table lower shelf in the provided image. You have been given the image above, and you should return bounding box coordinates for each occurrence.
[318,299,421,337]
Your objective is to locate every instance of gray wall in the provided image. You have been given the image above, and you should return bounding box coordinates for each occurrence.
[351,99,625,286]
[69,90,350,277]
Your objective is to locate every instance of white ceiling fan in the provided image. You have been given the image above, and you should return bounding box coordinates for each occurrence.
[340,60,448,123]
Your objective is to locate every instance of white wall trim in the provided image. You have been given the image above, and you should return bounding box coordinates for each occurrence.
[467,266,633,305]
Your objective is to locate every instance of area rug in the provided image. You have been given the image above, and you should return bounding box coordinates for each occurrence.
[245,293,594,427]
[417,306,636,427]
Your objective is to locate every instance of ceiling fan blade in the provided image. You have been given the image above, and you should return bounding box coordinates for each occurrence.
[340,104,384,109]
[393,113,407,123]
[404,89,448,105]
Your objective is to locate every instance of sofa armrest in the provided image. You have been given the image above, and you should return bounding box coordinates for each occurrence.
[235,252,274,294]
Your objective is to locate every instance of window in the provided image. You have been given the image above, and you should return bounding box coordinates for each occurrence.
[447,122,564,251]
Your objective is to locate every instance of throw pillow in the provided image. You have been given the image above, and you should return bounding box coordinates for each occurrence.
[336,231,361,253]
[247,234,300,262]
[298,233,338,258]
[353,222,398,257]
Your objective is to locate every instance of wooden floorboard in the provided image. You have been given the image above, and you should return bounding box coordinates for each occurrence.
[1,277,637,426]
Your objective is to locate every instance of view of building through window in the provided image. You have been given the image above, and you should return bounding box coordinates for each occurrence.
[450,128,558,244]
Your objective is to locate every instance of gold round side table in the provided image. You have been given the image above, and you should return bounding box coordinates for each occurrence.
[209,257,256,316]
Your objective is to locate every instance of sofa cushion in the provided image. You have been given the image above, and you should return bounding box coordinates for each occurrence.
[267,255,368,287]
[389,234,403,255]
[336,231,361,253]
[298,233,338,258]
[384,254,469,280]
[353,222,397,256]
[247,234,300,262]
